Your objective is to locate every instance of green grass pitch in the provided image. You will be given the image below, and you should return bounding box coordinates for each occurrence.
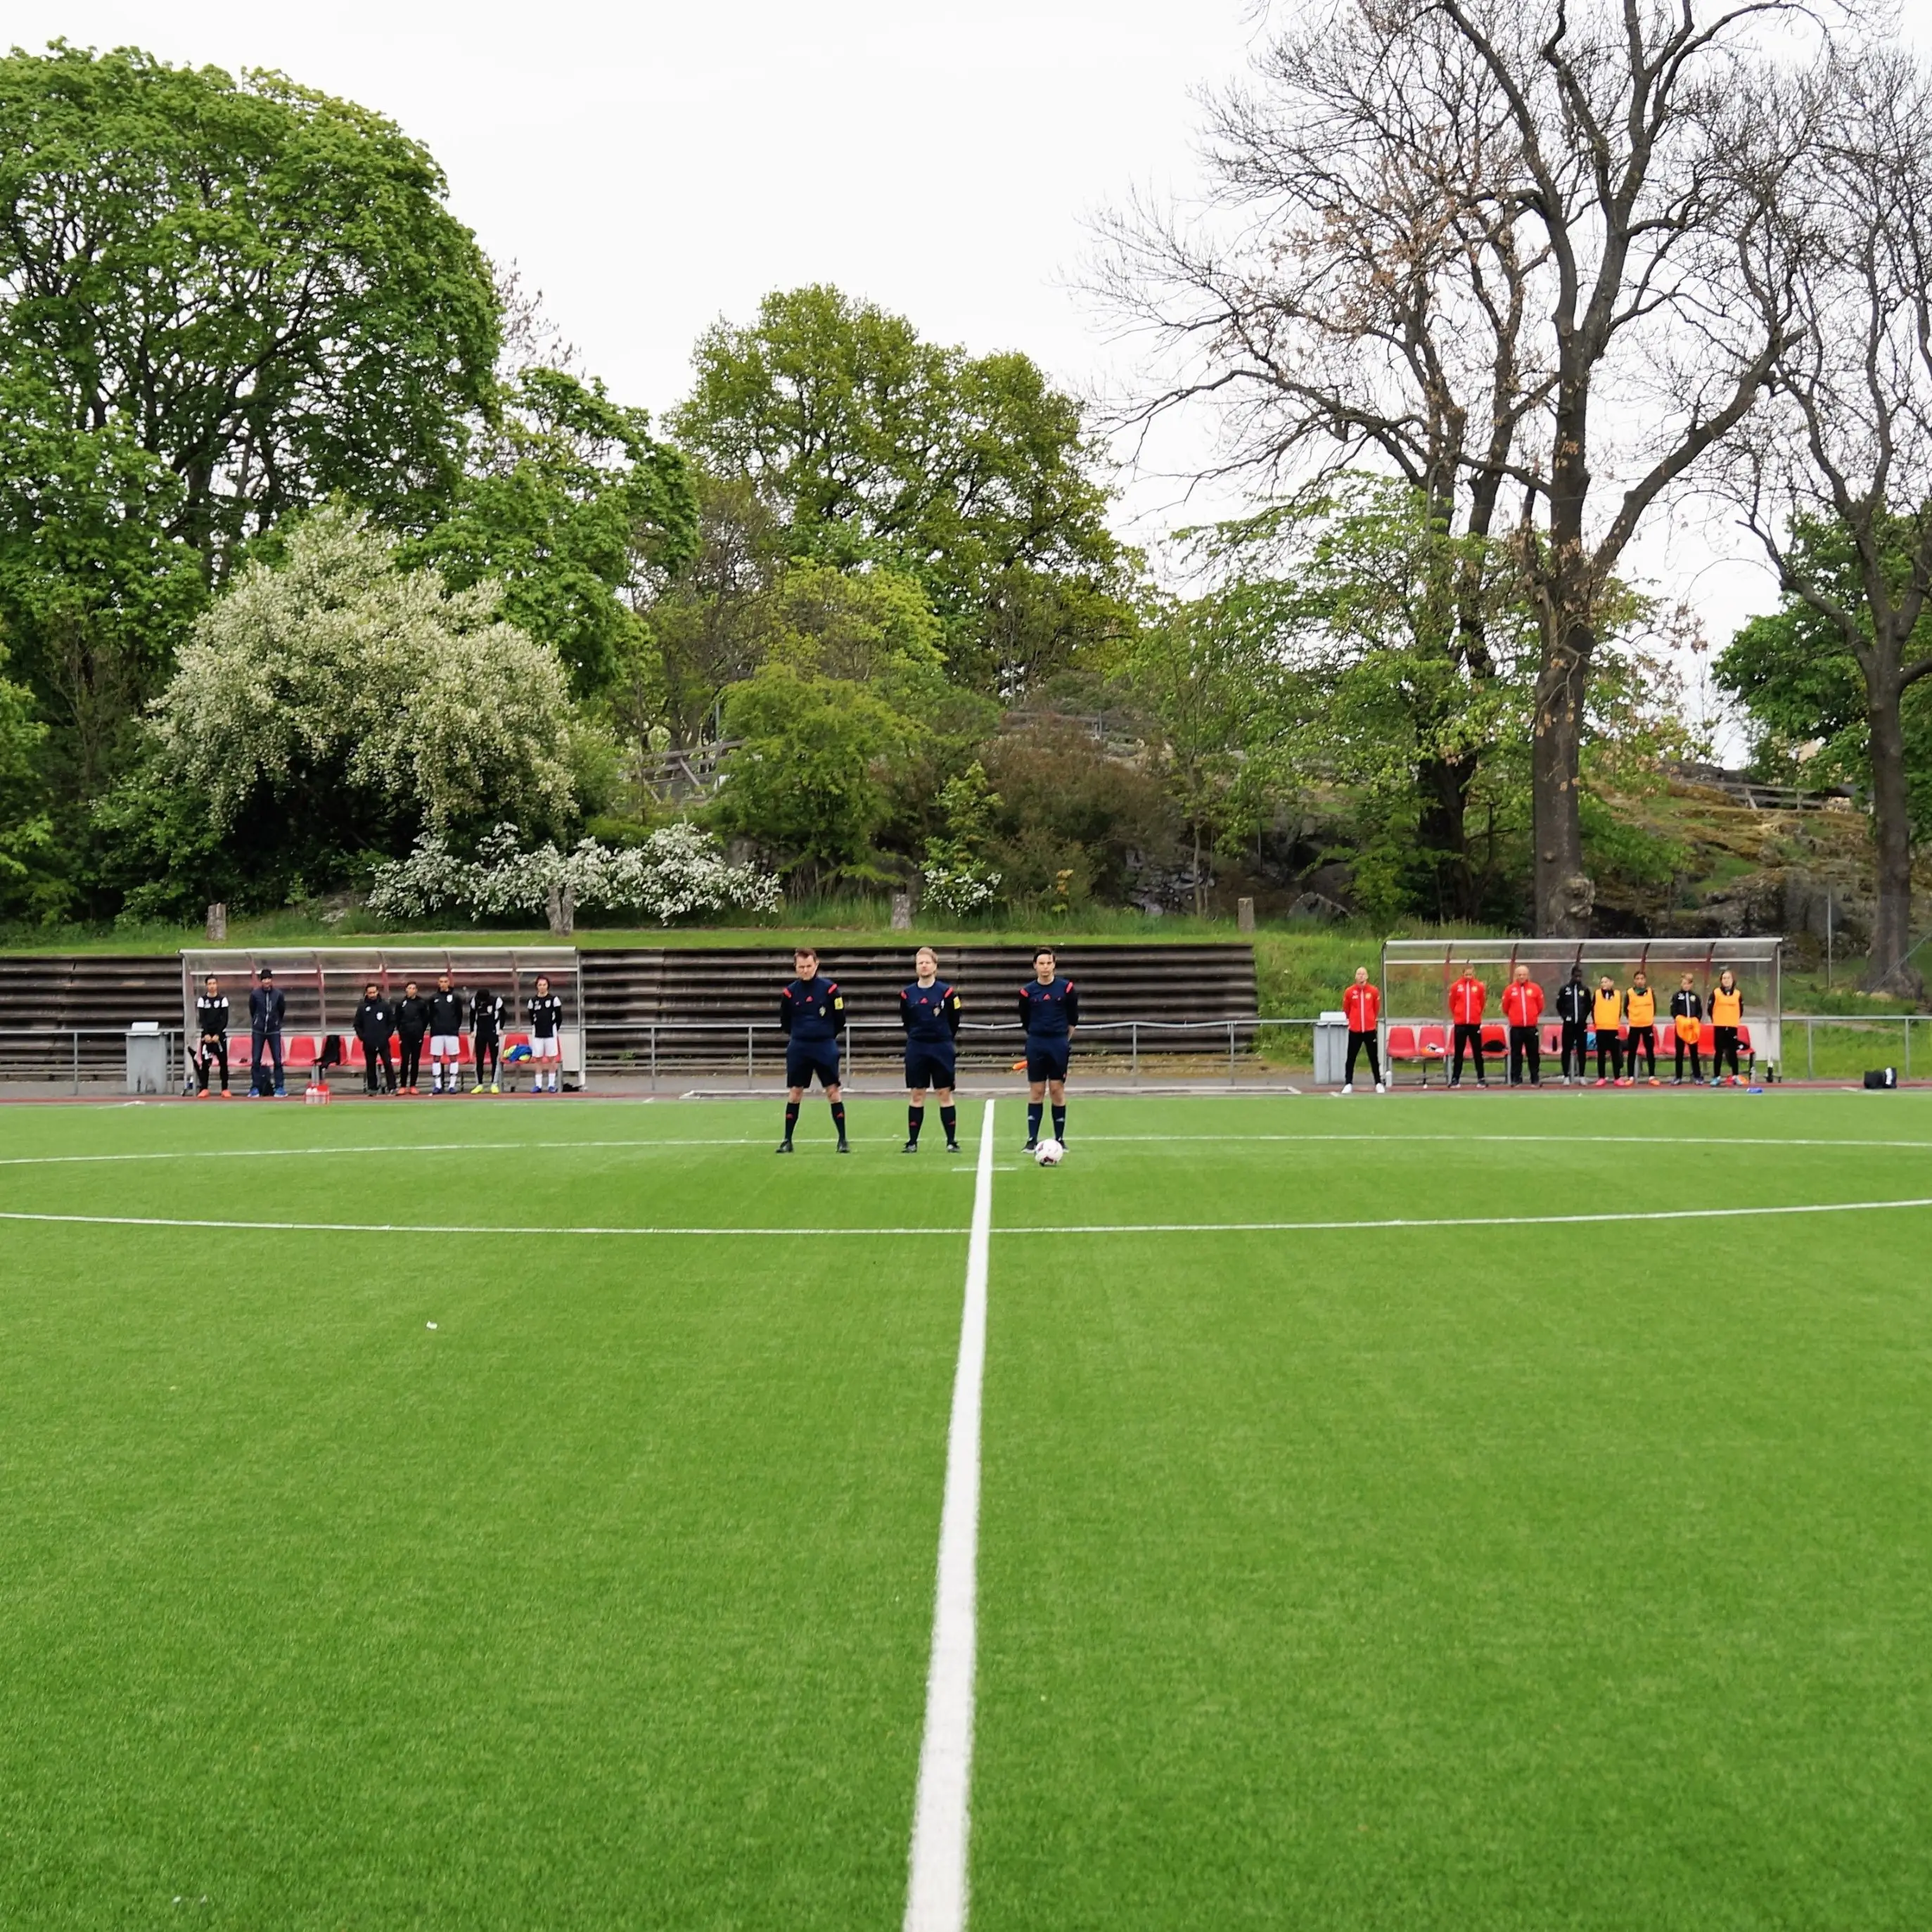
[2,1089,1930,1928]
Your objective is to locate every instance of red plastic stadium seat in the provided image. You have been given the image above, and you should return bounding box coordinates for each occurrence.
[283,1036,317,1069]
[1541,1024,1562,1054]
[1386,1025,1417,1057]
[1735,1025,1753,1052]
[1418,1024,1448,1057]
[1699,1021,1717,1049]
[1480,1023,1506,1051]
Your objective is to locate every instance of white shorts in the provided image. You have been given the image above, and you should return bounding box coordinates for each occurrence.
[430,1035,461,1056]
[530,1035,561,1060]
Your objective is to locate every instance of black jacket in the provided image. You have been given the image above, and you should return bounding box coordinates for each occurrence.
[354,996,394,1044]
[427,989,465,1034]
[395,996,432,1040]
[901,981,962,1043]
[195,993,230,1038]
[1670,990,1705,1022]
[779,976,843,1044]
[528,992,563,1037]
[249,984,286,1030]
[471,990,504,1038]
[1553,980,1592,1026]
[1017,976,1078,1038]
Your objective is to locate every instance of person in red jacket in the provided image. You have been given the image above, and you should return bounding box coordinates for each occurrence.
[1502,963,1546,1087]
[1341,966,1383,1093]
[1447,966,1489,1087]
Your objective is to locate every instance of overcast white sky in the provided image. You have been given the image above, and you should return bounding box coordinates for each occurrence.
[15,0,1932,755]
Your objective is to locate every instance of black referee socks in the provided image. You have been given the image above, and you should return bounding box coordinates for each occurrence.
[907,1104,924,1144]
[1051,1104,1066,1142]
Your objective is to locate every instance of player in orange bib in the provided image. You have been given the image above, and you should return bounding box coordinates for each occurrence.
[1709,971,1744,1085]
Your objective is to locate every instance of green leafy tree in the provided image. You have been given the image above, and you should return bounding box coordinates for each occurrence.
[0,635,51,909]
[101,506,579,915]
[671,286,1132,693]
[708,561,972,885]
[0,41,499,838]
[407,367,698,699]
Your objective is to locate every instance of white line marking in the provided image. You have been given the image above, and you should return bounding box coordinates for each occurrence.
[999,1197,1932,1235]
[0,1210,961,1238]
[0,1137,765,1170]
[1079,1132,1932,1151]
[904,1097,995,1932]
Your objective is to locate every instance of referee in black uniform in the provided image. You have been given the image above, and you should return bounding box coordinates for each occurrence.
[900,945,962,1152]
[777,947,848,1153]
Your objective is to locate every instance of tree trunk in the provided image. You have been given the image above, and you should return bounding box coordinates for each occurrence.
[1862,677,1924,999]
[1416,751,1478,921]
[1531,613,1594,936]
[546,879,575,938]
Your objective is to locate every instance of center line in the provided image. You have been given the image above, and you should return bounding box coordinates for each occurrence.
[904,1096,995,1932]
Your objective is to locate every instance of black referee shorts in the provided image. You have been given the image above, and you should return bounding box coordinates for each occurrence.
[904,1047,956,1090]
[785,1043,841,1089]
[1025,1039,1070,1082]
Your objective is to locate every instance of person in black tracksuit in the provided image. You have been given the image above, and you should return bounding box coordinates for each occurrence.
[195,975,231,1096]
[900,945,963,1153]
[354,983,395,1094]
[1018,946,1079,1149]
[1670,976,1705,1084]
[426,975,465,1094]
[394,980,431,1092]
[471,987,505,1091]
[777,947,847,1152]
[249,970,287,1096]
[1554,967,1592,1085]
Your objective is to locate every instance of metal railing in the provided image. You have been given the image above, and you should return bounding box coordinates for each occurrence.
[3,1013,1922,1092]
[579,1017,1319,1087]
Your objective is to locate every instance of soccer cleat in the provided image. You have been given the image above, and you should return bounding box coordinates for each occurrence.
[196,1088,210,1100]
[1374,1081,1386,1094]
[945,1139,961,1152]
[473,1082,486,1094]
[490,1083,500,1094]
[1594,1077,1607,1088]
[775,1139,794,1153]
[902,1140,919,1153]
[836,1138,851,1154]
[1341,1082,1353,1094]
[1023,1137,1039,1151]
[1648,1076,1660,1087]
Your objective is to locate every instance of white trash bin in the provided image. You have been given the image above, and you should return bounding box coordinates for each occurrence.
[125,1021,167,1095]
[1313,1010,1349,1086]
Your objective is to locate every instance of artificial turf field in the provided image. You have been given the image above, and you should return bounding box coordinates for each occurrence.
[2,1089,1930,1930]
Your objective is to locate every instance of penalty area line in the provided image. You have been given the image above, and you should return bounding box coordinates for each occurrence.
[997,1196,1932,1235]
[904,1095,995,1932]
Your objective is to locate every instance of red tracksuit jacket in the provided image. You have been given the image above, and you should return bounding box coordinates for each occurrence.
[1343,983,1379,1030]
[1502,980,1545,1028]
[1448,976,1487,1025]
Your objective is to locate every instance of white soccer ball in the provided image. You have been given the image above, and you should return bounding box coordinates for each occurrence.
[1034,1138,1065,1167]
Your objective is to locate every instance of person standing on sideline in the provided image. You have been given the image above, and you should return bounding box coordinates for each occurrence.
[1623,970,1659,1085]
[1341,966,1383,1093]
[426,973,466,1094]
[394,980,430,1094]
[1447,964,1488,1088]
[776,947,847,1151]
[471,984,505,1093]
[527,974,565,1093]
[900,945,963,1152]
[1018,947,1078,1149]
[1592,975,1625,1087]
[1502,964,1546,1087]
[1670,973,1706,1084]
[1710,969,1745,1085]
[1554,966,1592,1085]
[248,967,287,1097]
[353,982,395,1095]
[195,974,231,1097]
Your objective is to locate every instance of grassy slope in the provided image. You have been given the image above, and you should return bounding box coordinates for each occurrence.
[975,1092,1932,1929]
[0,1101,964,1931]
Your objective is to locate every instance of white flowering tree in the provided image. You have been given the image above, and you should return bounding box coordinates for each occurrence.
[153,504,579,841]
[369,820,780,930]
